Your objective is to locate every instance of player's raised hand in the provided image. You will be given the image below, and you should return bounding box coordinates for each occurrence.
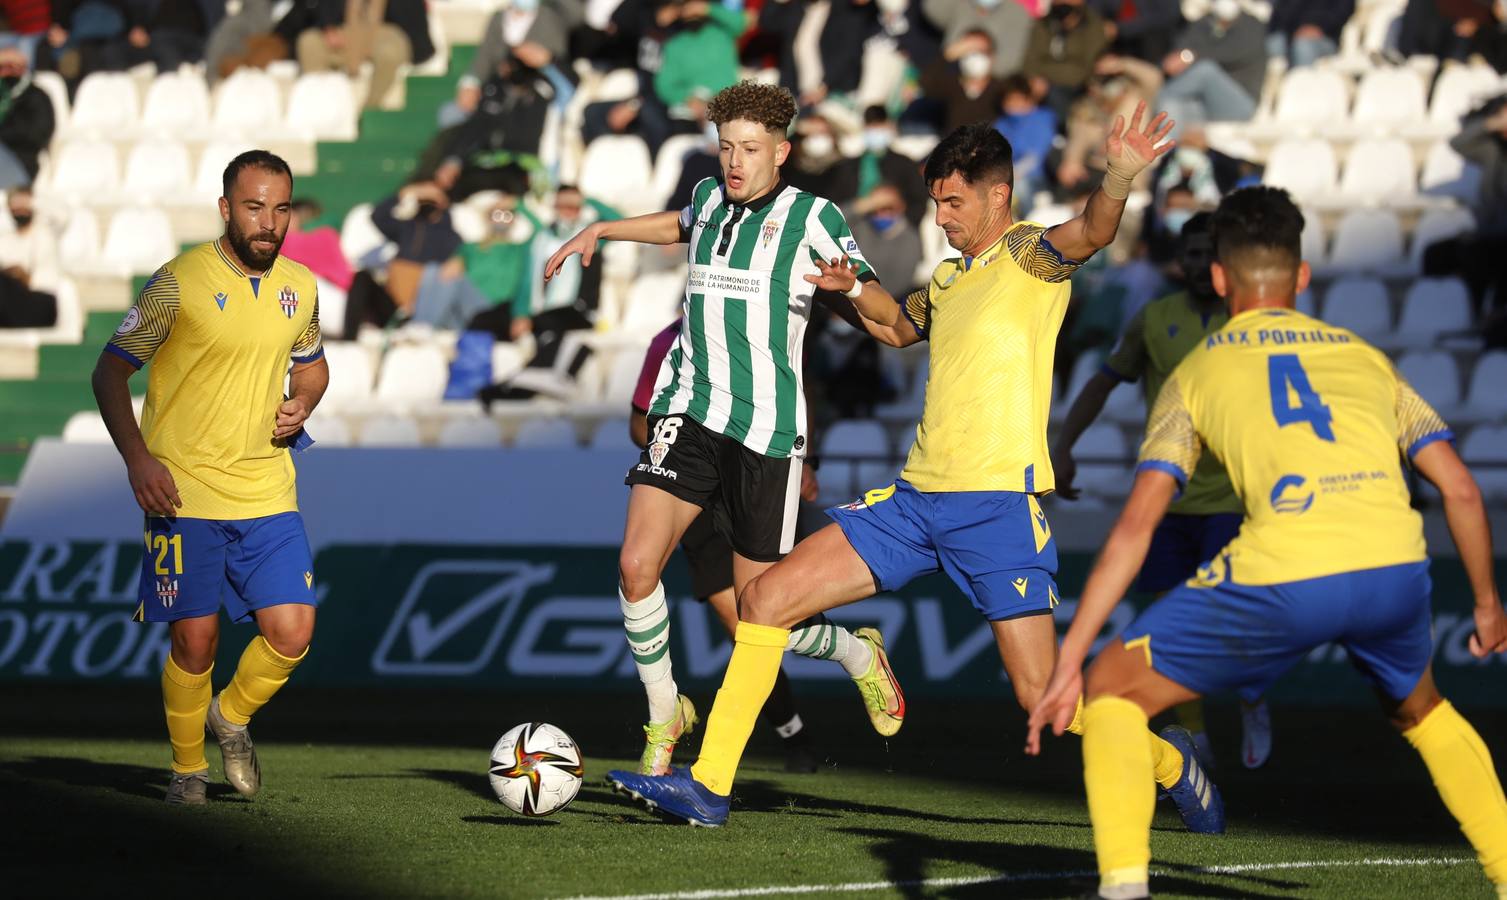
[127,453,181,518]
[804,256,858,294]
[544,224,601,282]
[274,397,311,440]
[1105,100,1176,178]
[1469,601,1507,657]
[1025,664,1084,756]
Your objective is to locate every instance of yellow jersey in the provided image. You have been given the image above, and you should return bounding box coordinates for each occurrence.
[900,221,1082,493]
[1139,307,1450,586]
[105,240,323,520]
[1103,291,1240,516]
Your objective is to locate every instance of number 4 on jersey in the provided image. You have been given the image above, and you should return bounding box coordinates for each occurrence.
[1267,354,1335,442]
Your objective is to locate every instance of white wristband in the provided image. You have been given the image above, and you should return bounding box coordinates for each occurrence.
[844,278,864,299]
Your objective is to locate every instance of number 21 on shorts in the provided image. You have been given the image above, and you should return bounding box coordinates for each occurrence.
[143,530,184,576]
[1267,353,1334,442]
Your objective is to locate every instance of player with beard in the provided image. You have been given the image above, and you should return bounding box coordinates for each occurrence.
[1052,213,1274,770]
[92,150,328,805]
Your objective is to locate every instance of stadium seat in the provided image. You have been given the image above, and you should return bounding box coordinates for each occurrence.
[1300,206,1327,267]
[1327,209,1404,272]
[121,140,193,197]
[212,70,284,137]
[100,207,176,276]
[374,344,450,409]
[589,418,639,453]
[340,203,390,267]
[1409,207,1476,271]
[492,341,527,384]
[58,208,101,271]
[1262,138,1338,201]
[61,411,111,443]
[579,135,655,216]
[823,418,892,489]
[512,417,579,448]
[32,71,69,130]
[1349,67,1427,133]
[437,416,504,447]
[894,425,917,459]
[1072,424,1130,502]
[651,133,705,210]
[1322,277,1392,340]
[41,140,119,202]
[285,72,358,141]
[592,68,643,103]
[304,412,352,447]
[1270,68,1350,129]
[1396,278,1472,347]
[1397,350,1462,409]
[66,72,139,136]
[620,270,685,335]
[358,414,422,447]
[140,71,211,134]
[1465,351,1507,422]
[191,140,257,204]
[1460,425,1507,501]
[1337,138,1416,203]
[320,342,377,408]
[1419,141,1481,204]
[1427,63,1502,131]
[600,346,650,410]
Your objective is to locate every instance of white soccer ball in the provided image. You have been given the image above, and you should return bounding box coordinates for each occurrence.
[488,722,584,816]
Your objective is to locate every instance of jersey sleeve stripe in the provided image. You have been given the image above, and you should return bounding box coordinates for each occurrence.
[292,346,325,364]
[902,288,929,337]
[1136,459,1189,493]
[1406,428,1455,459]
[1005,223,1083,283]
[103,342,145,369]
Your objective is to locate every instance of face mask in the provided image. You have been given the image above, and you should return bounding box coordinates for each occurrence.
[876,0,907,12]
[975,0,1002,8]
[1211,0,1240,21]
[869,213,897,232]
[511,0,539,12]
[1163,208,1194,236]
[862,127,890,154]
[1048,4,1075,20]
[803,133,834,159]
[960,52,992,79]
[10,212,30,228]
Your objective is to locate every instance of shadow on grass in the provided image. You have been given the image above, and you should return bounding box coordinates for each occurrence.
[461,814,558,827]
[0,754,244,803]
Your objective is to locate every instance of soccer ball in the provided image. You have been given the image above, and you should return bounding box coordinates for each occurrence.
[488,722,584,816]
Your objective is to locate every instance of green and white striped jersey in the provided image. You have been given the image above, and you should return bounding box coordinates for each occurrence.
[648,177,877,459]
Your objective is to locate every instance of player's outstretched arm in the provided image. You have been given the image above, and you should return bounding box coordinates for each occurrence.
[805,256,921,347]
[91,352,181,517]
[1413,441,1507,656]
[1025,468,1176,754]
[1044,100,1175,262]
[543,210,683,281]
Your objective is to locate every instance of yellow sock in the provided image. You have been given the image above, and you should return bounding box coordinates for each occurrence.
[1084,696,1155,892]
[162,655,212,774]
[219,636,306,726]
[1175,700,1205,735]
[1149,731,1184,790]
[1065,695,1085,735]
[690,622,790,795]
[1403,700,1507,885]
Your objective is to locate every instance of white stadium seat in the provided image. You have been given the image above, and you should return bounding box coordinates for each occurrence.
[1428,64,1502,129]
[319,342,377,407]
[1337,138,1415,203]
[140,71,211,133]
[1396,278,1472,347]
[652,134,705,210]
[62,411,111,443]
[58,208,101,271]
[304,412,352,447]
[491,341,527,384]
[1409,207,1476,271]
[374,344,450,408]
[1073,424,1130,502]
[191,140,257,204]
[590,418,640,453]
[1263,138,1337,200]
[1350,67,1427,132]
[1322,277,1392,340]
[579,135,654,215]
[285,72,358,141]
[33,70,69,129]
[512,417,579,448]
[600,346,650,410]
[101,207,176,276]
[212,70,284,137]
[358,414,422,447]
[121,140,193,196]
[1271,68,1350,128]
[592,68,643,103]
[1419,141,1481,204]
[1462,425,1507,501]
[1466,352,1507,421]
[437,416,504,447]
[340,203,390,266]
[620,270,685,335]
[67,72,139,135]
[43,140,118,201]
[1300,206,1327,267]
[1397,350,1461,409]
[1327,209,1403,271]
[823,418,893,494]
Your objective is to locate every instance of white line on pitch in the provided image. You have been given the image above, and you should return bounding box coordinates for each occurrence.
[557,856,1474,900]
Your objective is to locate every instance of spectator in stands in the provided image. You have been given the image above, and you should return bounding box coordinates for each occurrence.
[758,0,877,118]
[1022,0,1112,119]
[280,198,354,293]
[655,0,741,132]
[916,28,1007,134]
[0,44,52,189]
[343,180,462,335]
[1087,0,1180,65]
[1265,0,1352,68]
[1399,0,1498,63]
[0,0,52,65]
[1057,52,1161,194]
[447,192,539,339]
[296,0,434,111]
[923,0,1031,78]
[205,0,287,83]
[0,186,56,327]
[785,114,845,196]
[1426,95,1507,314]
[847,183,922,297]
[993,74,1056,207]
[829,106,926,228]
[124,0,222,71]
[581,0,681,156]
[439,0,572,128]
[1156,0,1265,129]
[38,0,129,81]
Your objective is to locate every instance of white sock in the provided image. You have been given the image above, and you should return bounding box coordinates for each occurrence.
[621,582,678,723]
[774,713,804,739]
[787,614,873,678]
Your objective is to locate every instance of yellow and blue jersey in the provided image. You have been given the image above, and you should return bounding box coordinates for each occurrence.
[1103,291,1240,517]
[899,221,1083,493]
[106,240,323,521]
[1138,307,1450,586]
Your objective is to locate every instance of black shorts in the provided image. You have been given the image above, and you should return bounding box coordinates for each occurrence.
[625,413,803,563]
[679,511,735,600]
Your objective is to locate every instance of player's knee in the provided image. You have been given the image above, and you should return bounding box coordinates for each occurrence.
[737,575,787,627]
[170,630,217,674]
[1386,690,1445,733]
[617,549,660,603]
[262,625,311,660]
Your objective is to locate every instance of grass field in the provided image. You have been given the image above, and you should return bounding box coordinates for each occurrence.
[2,684,1501,899]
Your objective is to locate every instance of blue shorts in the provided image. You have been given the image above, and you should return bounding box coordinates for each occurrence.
[1136,512,1243,594]
[134,512,318,624]
[1120,561,1433,702]
[827,480,1059,621]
